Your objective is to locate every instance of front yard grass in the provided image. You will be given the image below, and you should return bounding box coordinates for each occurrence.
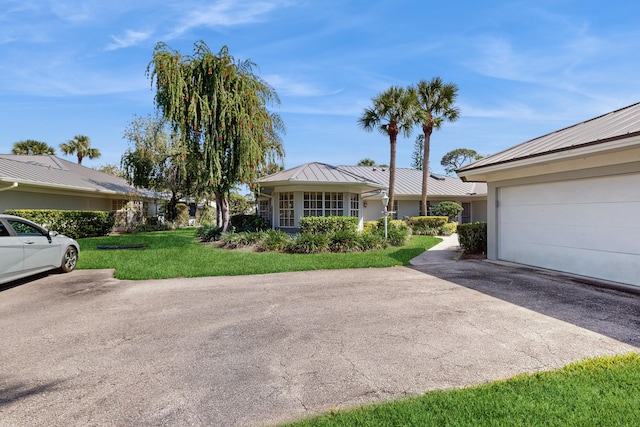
[281,353,640,426]
[77,228,441,280]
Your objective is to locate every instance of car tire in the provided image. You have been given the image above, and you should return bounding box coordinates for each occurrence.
[60,246,78,273]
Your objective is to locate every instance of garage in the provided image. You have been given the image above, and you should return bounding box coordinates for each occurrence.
[456,102,640,288]
[497,173,640,285]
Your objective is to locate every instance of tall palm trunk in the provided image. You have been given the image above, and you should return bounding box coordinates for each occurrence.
[421,122,433,216]
[387,121,399,211]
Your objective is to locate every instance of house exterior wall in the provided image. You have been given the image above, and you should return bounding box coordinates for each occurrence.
[0,189,114,212]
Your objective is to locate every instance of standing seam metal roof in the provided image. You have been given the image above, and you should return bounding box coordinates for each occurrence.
[257,162,487,196]
[458,101,640,172]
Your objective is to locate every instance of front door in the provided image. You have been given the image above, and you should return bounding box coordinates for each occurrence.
[461,202,471,223]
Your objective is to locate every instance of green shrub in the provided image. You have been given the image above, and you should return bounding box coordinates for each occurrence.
[197,224,223,242]
[358,232,388,251]
[230,214,270,232]
[5,209,115,239]
[430,201,463,222]
[438,222,458,236]
[258,229,292,252]
[329,230,361,253]
[363,220,379,234]
[458,222,487,254]
[387,224,412,246]
[299,216,358,234]
[289,233,330,253]
[406,216,448,229]
[219,231,265,249]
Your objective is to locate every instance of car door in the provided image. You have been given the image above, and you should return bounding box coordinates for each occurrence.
[0,220,24,282]
[6,219,60,273]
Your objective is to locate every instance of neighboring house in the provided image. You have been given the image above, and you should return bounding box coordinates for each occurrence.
[0,154,163,217]
[457,102,640,287]
[255,162,487,231]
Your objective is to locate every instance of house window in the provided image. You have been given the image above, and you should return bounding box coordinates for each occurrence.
[324,192,343,216]
[259,200,270,224]
[279,192,295,227]
[350,194,359,217]
[112,199,127,211]
[392,200,398,220]
[303,192,323,217]
[303,192,343,217]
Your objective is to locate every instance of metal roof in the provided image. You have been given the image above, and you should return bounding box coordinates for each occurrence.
[458,101,640,173]
[257,162,487,197]
[0,155,156,197]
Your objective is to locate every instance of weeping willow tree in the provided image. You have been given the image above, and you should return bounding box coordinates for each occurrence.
[147,40,285,230]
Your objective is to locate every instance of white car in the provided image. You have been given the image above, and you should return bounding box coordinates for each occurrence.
[0,214,80,285]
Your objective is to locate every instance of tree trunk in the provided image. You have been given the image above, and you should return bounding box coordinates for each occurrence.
[215,189,231,231]
[421,123,433,216]
[387,126,399,214]
[167,192,178,221]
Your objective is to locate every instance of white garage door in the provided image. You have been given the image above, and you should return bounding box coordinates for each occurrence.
[498,173,640,286]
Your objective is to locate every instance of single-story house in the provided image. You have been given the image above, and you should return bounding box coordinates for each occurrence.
[457,102,640,287]
[255,162,487,231]
[0,154,163,217]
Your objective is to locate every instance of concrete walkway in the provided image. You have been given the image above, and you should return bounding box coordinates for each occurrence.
[410,233,461,265]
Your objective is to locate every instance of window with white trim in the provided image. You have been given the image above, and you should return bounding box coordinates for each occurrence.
[303,192,343,217]
[279,192,295,227]
[350,194,359,217]
[259,200,270,224]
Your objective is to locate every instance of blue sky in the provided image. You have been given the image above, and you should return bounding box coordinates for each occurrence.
[2,0,640,175]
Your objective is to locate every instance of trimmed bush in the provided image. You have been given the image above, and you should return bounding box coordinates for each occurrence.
[289,233,330,254]
[430,201,463,221]
[299,216,358,234]
[387,224,412,246]
[457,222,487,254]
[406,216,448,229]
[363,220,379,234]
[230,214,270,232]
[5,209,115,239]
[439,222,458,236]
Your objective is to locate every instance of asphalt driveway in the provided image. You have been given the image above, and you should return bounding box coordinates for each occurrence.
[1,261,638,426]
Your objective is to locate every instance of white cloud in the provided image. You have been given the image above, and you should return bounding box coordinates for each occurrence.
[167,0,285,38]
[107,30,152,50]
[264,74,341,97]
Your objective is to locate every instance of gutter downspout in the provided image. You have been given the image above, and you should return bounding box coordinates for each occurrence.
[0,182,18,192]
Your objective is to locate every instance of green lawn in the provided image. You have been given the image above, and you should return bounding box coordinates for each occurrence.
[77,228,441,280]
[281,353,640,427]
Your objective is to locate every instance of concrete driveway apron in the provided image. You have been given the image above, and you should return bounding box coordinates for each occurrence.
[1,246,638,426]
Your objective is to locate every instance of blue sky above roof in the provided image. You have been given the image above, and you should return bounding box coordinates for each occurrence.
[1,0,639,174]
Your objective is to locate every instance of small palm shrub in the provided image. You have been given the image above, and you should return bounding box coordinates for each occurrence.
[219,231,265,249]
[358,232,388,251]
[386,221,412,246]
[329,230,361,253]
[258,229,292,252]
[197,224,223,242]
[289,233,330,254]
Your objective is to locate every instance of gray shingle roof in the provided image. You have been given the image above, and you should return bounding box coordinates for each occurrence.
[257,162,487,197]
[458,102,640,172]
[0,155,147,196]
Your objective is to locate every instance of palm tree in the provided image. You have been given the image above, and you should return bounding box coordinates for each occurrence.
[358,86,416,211]
[414,77,460,215]
[60,134,101,165]
[11,140,56,155]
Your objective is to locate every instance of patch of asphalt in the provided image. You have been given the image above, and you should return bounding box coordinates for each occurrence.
[0,266,637,427]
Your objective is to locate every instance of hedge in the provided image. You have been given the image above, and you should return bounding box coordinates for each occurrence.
[299,216,358,234]
[457,221,487,254]
[4,209,115,239]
